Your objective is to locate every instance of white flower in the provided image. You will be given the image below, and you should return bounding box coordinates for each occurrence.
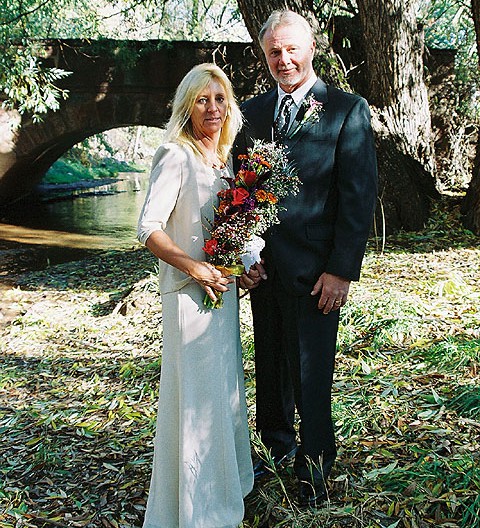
[240,235,265,270]
[287,94,324,138]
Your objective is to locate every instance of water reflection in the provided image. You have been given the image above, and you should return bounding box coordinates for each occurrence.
[0,172,149,250]
[0,173,150,283]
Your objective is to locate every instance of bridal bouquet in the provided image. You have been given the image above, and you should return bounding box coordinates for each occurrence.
[202,139,301,308]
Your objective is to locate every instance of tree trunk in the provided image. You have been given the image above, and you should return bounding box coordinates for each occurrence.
[461,0,480,234]
[356,0,438,232]
[357,0,434,172]
[236,0,439,233]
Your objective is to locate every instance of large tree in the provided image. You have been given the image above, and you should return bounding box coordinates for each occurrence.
[462,0,480,234]
[236,0,440,232]
[357,0,439,232]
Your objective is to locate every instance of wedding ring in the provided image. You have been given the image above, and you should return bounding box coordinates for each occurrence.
[334,300,341,305]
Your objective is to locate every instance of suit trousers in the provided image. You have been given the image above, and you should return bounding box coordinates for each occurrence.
[250,267,339,484]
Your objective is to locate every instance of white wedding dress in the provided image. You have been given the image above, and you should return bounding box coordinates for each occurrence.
[141,160,253,528]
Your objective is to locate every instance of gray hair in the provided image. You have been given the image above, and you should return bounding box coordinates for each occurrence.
[259,10,315,49]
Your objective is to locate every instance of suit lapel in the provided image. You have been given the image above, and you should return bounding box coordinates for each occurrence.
[286,78,328,149]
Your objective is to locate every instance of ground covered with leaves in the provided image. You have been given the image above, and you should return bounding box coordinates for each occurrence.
[1,203,479,528]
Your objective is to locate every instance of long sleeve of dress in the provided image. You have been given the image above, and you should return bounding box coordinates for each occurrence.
[137,143,212,294]
[137,144,185,245]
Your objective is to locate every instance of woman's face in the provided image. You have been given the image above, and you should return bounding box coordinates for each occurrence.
[190,80,228,139]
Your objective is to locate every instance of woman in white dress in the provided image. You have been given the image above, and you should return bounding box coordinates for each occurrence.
[137,63,254,528]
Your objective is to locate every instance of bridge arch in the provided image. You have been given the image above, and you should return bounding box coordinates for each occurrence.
[0,39,259,204]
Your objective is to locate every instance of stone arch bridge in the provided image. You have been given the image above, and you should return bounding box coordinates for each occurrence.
[0,39,260,204]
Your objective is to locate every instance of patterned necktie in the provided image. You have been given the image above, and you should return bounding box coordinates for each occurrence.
[273,95,294,142]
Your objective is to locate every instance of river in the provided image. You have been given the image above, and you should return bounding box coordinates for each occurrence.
[0,172,149,285]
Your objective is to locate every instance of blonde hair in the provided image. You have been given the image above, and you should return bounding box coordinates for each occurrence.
[259,10,315,49]
[164,63,243,164]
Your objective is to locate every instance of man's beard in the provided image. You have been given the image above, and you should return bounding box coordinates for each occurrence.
[275,70,301,87]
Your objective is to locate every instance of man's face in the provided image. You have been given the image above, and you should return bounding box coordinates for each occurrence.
[262,23,315,93]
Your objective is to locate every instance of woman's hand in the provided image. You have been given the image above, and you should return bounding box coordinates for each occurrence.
[145,231,233,303]
[190,261,234,303]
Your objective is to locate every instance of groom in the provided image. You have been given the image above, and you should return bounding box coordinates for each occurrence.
[236,10,378,506]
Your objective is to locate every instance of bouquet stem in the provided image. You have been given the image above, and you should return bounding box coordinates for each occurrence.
[204,290,225,309]
[203,264,245,309]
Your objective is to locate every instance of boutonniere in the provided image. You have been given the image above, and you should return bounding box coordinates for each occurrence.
[287,94,324,138]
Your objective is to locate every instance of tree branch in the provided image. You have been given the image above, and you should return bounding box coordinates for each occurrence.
[6,0,51,26]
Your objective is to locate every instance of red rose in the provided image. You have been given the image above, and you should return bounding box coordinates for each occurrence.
[231,188,250,206]
[202,238,218,256]
[238,170,258,187]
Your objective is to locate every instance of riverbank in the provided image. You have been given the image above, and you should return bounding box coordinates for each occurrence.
[1,203,479,527]
[0,173,148,327]
[0,172,147,273]
[35,177,121,198]
[0,218,136,316]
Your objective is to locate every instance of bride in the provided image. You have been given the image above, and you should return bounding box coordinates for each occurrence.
[137,63,253,528]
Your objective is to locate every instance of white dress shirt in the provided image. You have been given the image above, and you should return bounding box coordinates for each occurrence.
[274,73,318,132]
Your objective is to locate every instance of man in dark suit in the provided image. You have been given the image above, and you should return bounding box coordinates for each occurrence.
[235,10,378,507]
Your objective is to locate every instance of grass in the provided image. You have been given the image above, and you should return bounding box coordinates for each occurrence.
[43,156,143,185]
[0,202,479,527]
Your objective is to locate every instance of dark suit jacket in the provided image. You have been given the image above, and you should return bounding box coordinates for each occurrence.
[234,78,378,296]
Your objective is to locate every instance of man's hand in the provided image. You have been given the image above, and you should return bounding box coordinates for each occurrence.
[238,260,267,290]
[311,272,350,314]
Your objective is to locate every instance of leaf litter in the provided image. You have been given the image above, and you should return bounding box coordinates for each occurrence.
[1,202,479,527]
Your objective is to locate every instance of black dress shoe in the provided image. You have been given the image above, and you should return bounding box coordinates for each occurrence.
[253,446,298,480]
[297,480,327,507]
